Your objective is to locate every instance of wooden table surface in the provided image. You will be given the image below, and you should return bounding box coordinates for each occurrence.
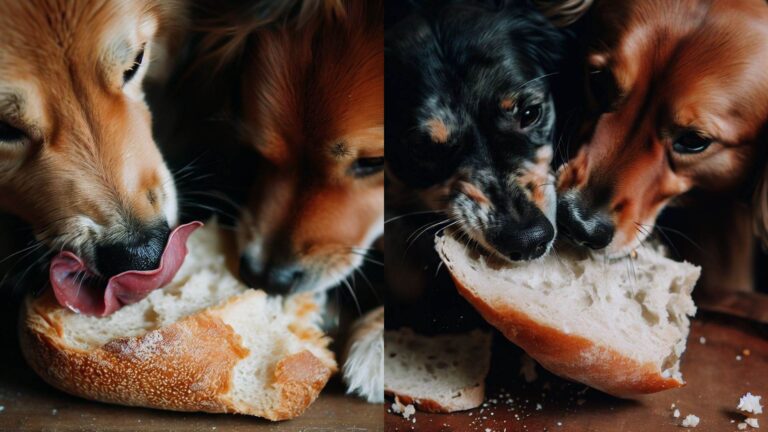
[385,311,767,432]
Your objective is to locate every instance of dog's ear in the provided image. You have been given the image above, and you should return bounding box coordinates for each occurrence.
[530,0,593,27]
[509,12,565,74]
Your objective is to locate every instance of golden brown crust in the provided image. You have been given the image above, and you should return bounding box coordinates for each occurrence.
[19,291,335,420]
[21,295,247,413]
[267,351,335,420]
[451,275,683,398]
[385,383,485,413]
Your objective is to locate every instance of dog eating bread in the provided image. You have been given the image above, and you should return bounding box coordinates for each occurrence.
[555,0,768,295]
[20,223,336,420]
[437,234,700,397]
[180,0,385,403]
[0,0,186,312]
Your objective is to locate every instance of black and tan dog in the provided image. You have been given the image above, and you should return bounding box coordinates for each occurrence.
[386,0,587,327]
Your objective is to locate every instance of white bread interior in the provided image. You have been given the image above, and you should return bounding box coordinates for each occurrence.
[20,223,336,420]
[384,328,492,412]
[436,234,700,397]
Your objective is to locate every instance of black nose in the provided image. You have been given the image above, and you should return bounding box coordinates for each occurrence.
[557,194,614,249]
[490,216,555,261]
[95,222,171,277]
[239,256,305,295]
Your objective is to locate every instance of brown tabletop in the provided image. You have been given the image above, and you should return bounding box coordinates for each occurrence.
[385,311,767,432]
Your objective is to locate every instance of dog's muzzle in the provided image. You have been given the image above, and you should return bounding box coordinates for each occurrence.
[556,190,615,250]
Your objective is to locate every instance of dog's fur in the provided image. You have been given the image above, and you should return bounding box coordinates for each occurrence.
[556,0,768,293]
[386,0,578,313]
[0,0,183,280]
[189,0,384,403]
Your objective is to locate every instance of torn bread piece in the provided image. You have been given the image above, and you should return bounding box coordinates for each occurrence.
[437,234,700,397]
[384,328,492,412]
[20,223,336,421]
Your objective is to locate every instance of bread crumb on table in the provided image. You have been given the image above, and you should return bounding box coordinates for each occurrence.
[738,393,763,415]
[738,423,748,430]
[737,355,743,361]
[673,409,680,418]
[403,404,416,420]
[681,414,700,428]
[745,418,759,428]
[699,337,706,344]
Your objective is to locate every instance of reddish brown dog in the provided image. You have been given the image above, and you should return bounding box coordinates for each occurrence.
[557,0,768,294]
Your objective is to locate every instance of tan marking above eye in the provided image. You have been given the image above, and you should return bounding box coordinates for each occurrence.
[457,181,491,207]
[425,118,450,144]
[500,98,515,111]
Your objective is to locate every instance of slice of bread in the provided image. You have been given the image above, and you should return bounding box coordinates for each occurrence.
[20,223,336,421]
[384,328,492,412]
[436,234,700,397]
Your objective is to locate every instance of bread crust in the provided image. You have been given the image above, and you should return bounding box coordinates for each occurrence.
[19,291,334,421]
[450,276,683,398]
[385,384,485,413]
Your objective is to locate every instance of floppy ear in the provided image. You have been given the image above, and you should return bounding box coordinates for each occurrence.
[530,0,593,27]
[509,10,565,74]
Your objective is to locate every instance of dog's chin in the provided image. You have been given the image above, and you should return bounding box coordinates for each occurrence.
[597,234,646,260]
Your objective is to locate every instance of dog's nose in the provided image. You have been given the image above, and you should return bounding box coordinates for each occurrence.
[95,222,171,277]
[491,216,555,261]
[557,193,614,249]
[239,256,304,295]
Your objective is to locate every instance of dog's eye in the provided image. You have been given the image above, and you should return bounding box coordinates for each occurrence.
[0,121,26,144]
[350,156,384,177]
[673,131,712,154]
[517,105,542,129]
[123,48,145,84]
[589,67,619,112]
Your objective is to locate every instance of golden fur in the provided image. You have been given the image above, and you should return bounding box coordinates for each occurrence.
[0,0,184,263]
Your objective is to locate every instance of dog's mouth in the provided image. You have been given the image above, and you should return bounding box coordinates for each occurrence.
[49,221,202,317]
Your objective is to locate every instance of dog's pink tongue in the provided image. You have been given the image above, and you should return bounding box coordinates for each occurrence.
[50,221,203,317]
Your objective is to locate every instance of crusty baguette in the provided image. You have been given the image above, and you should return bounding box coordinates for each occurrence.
[384,328,492,412]
[20,223,336,421]
[436,234,700,398]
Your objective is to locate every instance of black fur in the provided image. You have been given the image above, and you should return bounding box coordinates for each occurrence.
[386,0,564,261]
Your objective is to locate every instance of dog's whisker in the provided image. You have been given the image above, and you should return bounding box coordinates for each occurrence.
[0,242,44,266]
[385,210,441,224]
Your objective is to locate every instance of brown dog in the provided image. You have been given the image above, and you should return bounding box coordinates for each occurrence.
[0,1,184,303]
[557,0,768,294]
[190,0,384,402]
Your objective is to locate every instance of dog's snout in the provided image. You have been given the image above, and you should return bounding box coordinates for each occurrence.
[95,221,171,277]
[491,216,555,261]
[557,192,614,249]
[239,255,305,295]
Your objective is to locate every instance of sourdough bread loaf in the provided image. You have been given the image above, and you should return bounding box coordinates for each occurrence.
[20,223,336,420]
[436,234,700,397]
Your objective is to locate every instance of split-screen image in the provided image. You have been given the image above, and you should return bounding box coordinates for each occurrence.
[0,0,765,431]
